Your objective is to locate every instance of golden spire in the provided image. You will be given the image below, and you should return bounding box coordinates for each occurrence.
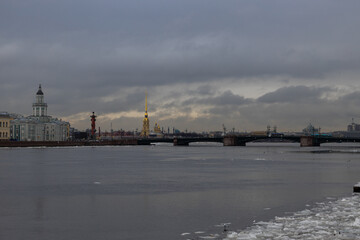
[141,90,150,137]
[145,90,148,113]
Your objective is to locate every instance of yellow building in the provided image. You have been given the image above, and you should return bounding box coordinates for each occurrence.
[154,122,161,133]
[0,113,12,140]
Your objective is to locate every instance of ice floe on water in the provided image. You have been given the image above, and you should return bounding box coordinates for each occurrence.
[181,233,191,236]
[225,194,360,240]
[254,158,267,161]
[181,194,360,240]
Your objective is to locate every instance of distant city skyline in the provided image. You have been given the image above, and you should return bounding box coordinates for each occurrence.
[1,1,360,132]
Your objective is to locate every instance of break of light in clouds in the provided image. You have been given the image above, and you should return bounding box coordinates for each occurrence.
[1,0,360,132]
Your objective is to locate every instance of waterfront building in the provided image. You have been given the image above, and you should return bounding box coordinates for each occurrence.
[154,122,161,133]
[0,112,13,140]
[332,119,360,138]
[302,123,319,136]
[10,85,70,141]
[347,119,360,132]
[148,122,163,138]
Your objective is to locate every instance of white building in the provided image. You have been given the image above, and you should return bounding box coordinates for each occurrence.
[10,85,70,141]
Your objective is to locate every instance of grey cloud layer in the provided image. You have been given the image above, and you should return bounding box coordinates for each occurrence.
[257,86,331,103]
[1,0,360,130]
[147,85,357,131]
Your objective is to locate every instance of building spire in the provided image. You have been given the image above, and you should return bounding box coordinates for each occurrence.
[145,90,148,113]
[141,90,150,137]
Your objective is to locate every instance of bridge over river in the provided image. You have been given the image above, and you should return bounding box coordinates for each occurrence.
[137,135,360,147]
[2,135,360,148]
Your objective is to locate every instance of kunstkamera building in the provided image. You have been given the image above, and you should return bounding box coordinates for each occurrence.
[10,85,70,141]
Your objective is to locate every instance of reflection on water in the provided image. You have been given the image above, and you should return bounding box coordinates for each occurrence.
[0,143,360,239]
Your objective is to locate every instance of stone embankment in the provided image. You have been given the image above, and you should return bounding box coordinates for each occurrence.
[0,140,138,147]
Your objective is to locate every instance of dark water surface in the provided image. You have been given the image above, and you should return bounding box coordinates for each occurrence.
[1,143,360,240]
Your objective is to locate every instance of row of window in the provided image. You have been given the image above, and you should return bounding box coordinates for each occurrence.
[0,132,9,138]
[0,121,9,128]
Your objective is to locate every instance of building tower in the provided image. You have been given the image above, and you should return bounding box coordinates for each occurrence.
[90,112,96,140]
[32,84,48,118]
[140,91,150,137]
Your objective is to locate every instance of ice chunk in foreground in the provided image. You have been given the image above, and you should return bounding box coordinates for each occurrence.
[224,195,360,240]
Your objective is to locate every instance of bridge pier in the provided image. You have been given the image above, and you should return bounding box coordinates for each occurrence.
[137,139,151,145]
[173,138,189,146]
[223,136,246,146]
[300,136,320,147]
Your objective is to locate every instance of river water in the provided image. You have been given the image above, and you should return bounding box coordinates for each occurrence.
[0,143,360,240]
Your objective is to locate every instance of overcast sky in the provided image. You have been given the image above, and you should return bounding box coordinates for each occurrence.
[1,0,360,132]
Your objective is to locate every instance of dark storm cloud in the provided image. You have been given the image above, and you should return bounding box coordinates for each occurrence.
[189,85,216,96]
[2,0,360,89]
[257,86,330,103]
[50,87,146,116]
[340,92,360,103]
[182,90,252,106]
[170,85,356,131]
[69,85,360,132]
[200,91,253,106]
[1,0,360,130]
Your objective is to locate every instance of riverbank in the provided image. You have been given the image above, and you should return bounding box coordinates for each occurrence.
[0,139,137,147]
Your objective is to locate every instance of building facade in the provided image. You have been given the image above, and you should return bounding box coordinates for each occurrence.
[0,113,12,140]
[10,85,70,141]
[10,117,69,141]
[347,120,360,132]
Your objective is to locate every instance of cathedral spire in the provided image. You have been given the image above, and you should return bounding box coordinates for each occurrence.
[145,90,148,115]
[141,91,150,137]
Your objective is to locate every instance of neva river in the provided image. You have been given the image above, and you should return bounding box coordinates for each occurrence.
[1,143,360,240]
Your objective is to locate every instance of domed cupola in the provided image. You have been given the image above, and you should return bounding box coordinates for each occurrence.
[36,84,44,95]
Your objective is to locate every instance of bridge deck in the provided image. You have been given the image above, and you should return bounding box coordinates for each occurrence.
[138,135,360,146]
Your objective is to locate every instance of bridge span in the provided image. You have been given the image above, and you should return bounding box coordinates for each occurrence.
[137,137,222,146]
[137,135,360,147]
